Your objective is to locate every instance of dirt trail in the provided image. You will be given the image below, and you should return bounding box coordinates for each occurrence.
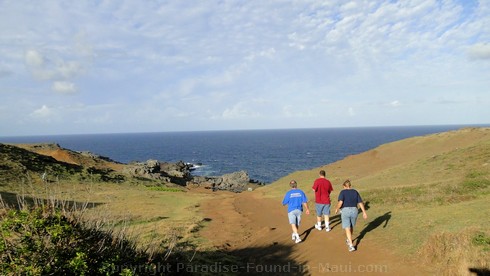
[200,190,428,275]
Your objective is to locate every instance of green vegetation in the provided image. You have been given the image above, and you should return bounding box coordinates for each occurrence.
[146,186,184,192]
[0,144,126,185]
[362,170,489,206]
[0,198,240,275]
[0,204,152,275]
[473,231,490,251]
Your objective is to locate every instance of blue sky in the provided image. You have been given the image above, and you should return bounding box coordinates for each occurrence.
[1,0,489,136]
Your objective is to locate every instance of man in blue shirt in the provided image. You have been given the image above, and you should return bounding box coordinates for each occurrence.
[282,180,310,243]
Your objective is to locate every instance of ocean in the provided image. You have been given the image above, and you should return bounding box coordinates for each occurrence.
[0,125,482,183]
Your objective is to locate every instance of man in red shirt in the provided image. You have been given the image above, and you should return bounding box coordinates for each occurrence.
[312,170,334,231]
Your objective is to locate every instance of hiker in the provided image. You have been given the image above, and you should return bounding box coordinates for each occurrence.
[312,170,334,231]
[334,179,367,252]
[282,180,310,243]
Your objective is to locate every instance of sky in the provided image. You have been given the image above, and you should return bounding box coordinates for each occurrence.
[0,0,489,136]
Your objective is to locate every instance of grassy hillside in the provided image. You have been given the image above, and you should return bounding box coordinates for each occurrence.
[0,143,235,274]
[258,127,490,274]
[1,127,489,274]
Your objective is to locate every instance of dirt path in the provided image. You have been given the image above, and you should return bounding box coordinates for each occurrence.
[200,190,428,275]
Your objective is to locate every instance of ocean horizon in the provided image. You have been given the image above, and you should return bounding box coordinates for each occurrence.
[1,125,487,183]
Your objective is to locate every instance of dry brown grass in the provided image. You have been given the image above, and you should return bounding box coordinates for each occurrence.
[419,228,490,276]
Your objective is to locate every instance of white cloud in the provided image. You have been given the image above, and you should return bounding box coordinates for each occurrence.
[222,102,261,119]
[390,100,401,107]
[282,105,313,118]
[1,0,489,135]
[348,107,356,116]
[468,43,490,60]
[25,50,44,67]
[31,105,53,118]
[52,81,77,94]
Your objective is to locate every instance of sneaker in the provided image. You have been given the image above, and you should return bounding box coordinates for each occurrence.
[292,233,295,240]
[295,236,302,243]
[348,245,356,252]
[325,227,331,232]
[315,224,322,231]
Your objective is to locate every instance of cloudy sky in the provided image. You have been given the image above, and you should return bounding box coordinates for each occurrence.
[1,0,489,136]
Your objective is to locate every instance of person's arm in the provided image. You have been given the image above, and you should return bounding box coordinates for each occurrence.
[358,202,368,219]
[302,202,310,215]
[282,193,288,206]
[356,191,367,219]
[334,200,343,214]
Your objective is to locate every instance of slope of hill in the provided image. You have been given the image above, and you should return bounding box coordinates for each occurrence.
[1,128,489,275]
[15,143,124,171]
[201,127,490,275]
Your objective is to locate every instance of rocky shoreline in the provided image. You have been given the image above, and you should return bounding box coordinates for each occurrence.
[123,159,264,192]
[1,143,263,193]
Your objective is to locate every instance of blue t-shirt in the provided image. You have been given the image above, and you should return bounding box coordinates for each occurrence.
[282,189,308,213]
[338,189,363,208]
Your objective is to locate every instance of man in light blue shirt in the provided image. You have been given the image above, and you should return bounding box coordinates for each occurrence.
[282,180,310,243]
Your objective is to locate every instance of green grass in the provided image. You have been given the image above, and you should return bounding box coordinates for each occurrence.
[362,170,489,207]
[146,186,184,192]
[473,231,490,251]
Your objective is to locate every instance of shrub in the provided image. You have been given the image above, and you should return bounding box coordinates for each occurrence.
[0,205,154,275]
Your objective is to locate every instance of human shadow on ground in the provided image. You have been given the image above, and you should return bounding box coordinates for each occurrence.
[327,214,342,231]
[469,267,490,276]
[300,225,315,242]
[354,211,392,247]
[300,213,342,241]
[230,244,309,275]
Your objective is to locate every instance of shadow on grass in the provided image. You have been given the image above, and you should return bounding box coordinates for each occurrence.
[0,191,104,210]
[468,267,490,276]
[354,211,391,247]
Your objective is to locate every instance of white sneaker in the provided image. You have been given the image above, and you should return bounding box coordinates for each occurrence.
[315,224,322,231]
[292,233,295,240]
[295,236,302,243]
[325,227,331,232]
[348,245,356,252]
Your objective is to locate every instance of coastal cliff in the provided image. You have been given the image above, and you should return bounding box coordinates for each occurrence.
[0,143,259,192]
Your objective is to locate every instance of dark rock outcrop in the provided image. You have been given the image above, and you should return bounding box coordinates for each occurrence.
[123,159,192,183]
[187,170,253,193]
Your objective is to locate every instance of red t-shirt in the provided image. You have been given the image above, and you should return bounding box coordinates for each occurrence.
[312,178,334,204]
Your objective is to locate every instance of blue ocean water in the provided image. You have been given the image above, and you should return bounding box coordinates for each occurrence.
[0,125,482,183]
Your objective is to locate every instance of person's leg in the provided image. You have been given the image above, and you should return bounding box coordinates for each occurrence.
[341,208,351,243]
[288,211,298,236]
[345,227,353,245]
[347,210,358,251]
[315,204,323,230]
[293,210,303,242]
[324,204,331,231]
[291,223,299,234]
[342,207,357,251]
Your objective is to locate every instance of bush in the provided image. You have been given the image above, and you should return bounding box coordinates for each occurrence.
[0,206,152,275]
